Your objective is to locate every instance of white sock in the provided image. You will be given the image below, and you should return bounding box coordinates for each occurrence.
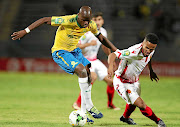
[81,90,86,114]
[78,77,93,113]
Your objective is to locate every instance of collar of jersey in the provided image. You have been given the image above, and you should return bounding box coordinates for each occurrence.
[75,15,83,28]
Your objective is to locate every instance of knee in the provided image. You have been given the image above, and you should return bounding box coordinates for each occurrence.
[134,97,146,110]
[104,76,113,87]
[138,102,146,110]
[75,64,87,78]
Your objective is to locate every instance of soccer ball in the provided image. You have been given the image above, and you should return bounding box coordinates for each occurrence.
[69,110,87,127]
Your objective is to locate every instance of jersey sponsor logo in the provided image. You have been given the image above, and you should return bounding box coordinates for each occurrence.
[71,61,78,68]
[55,18,64,24]
[122,50,130,56]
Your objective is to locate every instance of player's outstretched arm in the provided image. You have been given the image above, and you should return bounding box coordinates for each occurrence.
[102,45,111,56]
[96,34,117,52]
[148,60,159,82]
[11,17,51,40]
[108,52,117,79]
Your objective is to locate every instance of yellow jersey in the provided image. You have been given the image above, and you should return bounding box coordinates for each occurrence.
[51,14,99,53]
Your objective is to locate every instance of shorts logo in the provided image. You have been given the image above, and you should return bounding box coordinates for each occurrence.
[123,50,130,56]
[126,89,131,94]
[71,61,78,68]
[55,18,64,24]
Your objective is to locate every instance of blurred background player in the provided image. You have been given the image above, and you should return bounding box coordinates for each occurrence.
[11,6,118,124]
[73,12,120,110]
[108,33,166,127]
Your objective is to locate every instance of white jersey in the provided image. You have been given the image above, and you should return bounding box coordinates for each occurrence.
[114,43,154,83]
[78,27,107,61]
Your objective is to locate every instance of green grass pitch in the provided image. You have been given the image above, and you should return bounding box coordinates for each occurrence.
[0,72,179,127]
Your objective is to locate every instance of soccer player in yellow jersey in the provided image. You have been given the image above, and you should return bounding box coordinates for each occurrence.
[11,6,117,124]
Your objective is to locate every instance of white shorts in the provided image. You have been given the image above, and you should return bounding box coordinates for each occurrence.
[113,75,141,104]
[89,59,108,81]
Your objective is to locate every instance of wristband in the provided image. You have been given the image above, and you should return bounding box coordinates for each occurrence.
[25,27,30,33]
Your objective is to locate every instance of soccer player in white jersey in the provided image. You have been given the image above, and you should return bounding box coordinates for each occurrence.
[108,33,166,127]
[72,12,120,112]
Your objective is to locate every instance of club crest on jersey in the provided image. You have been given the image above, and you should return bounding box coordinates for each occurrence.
[122,50,130,56]
[55,18,64,24]
[71,61,78,68]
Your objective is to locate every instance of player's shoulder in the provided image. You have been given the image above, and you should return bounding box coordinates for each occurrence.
[127,43,142,56]
[68,14,77,22]
[53,14,76,19]
[128,43,142,51]
[100,27,106,32]
[80,31,94,41]
[84,31,94,38]
[51,14,77,24]
[89,20,97,27]
[100,27,107,37]
[61,14,77,23]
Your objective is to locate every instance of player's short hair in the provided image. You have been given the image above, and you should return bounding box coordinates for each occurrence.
[93,12,103,18]
[145,33,159,44]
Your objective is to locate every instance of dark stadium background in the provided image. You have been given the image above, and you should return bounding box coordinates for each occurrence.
[0,0,180,76]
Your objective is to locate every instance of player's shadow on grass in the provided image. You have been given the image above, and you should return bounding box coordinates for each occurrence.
[0,122,62,126]
[95,123,154,127]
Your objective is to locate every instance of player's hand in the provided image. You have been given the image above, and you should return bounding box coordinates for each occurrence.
[150,71,159,82]
[11,30,27,40]
[89,40,97,46]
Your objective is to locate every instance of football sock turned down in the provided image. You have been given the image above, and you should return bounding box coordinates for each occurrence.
[140,105,160,124]
[123,104,136,118]
[107,85,115,106]
[78,77,93,113]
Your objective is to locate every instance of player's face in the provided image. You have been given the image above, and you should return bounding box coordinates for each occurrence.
[77,14,91,28]
[93,16,104,29]
[142,40,157,57]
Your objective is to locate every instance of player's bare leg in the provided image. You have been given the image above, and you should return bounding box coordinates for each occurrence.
[103,76,120,110]
[90,72,97,84]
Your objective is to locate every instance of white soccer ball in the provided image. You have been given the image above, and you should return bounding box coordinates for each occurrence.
[69,110,87,127]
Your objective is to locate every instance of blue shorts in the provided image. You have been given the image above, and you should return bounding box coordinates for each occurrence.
[52,48,90,74]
